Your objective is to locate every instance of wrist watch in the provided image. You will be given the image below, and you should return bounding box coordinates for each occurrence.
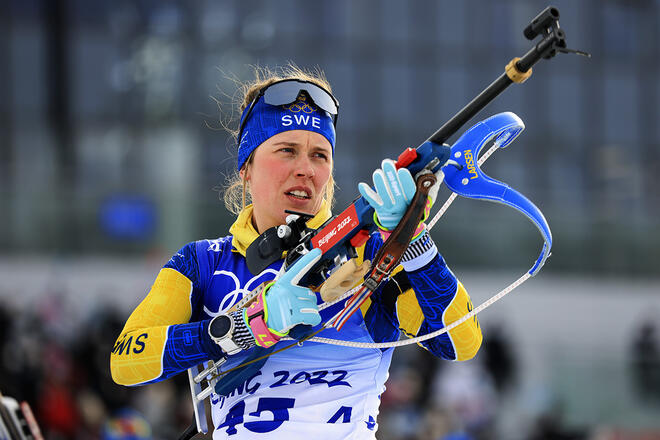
[208,314,242,355]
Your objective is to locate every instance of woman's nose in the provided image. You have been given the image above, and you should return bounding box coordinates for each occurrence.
[294,155,315,178]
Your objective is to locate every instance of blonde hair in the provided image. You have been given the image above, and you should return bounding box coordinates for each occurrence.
[223,64,336,215]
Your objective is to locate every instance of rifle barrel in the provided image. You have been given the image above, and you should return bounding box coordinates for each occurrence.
[428,73,513,145]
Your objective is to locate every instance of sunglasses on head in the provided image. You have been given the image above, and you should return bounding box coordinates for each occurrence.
[237,79,339,144]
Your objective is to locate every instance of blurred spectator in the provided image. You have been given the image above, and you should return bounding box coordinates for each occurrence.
[379,346,446,440]
[36,344,80,438]
[101,408,152,440]
[1,303,42,407]
[0,295,193,439]
[630,320,660,404]
[379,365,425,440]
[419,405,475,440]
[432,361,497,440]
[415,346,442,407]
[0,304,12,392]
[481,324,517,395]
[527,400,587,440]
[73,306,134,412]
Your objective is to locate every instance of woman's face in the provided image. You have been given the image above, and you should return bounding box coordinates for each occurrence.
[243,130,333,233]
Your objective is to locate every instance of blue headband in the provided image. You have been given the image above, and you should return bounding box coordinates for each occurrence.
[237,94,336,170]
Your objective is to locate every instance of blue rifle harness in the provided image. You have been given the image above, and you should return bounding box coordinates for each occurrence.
[442,112,552,276]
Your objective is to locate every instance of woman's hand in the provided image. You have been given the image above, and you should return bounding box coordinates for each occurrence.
[244,249,322,347]
[358,159,417,230]
[358,159,444,232]
[359,159,445,272]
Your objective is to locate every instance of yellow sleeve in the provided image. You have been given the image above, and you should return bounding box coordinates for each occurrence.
[397,276,482,361]
[110,268,193,385]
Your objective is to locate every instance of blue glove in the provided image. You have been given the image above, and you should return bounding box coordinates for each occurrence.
[244,248,323,347]
[266,248,323,334]
[358,159,418,230]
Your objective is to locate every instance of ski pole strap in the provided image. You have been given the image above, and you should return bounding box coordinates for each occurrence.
[441,112,552,276]
[331,172,437,330]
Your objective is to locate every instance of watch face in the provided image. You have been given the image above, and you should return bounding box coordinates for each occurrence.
[209,315,232,339]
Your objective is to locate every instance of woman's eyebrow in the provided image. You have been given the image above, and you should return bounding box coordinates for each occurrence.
[310,143,332,152]
[271,140,331,154]
[312,146,332,155]
[272,141,300,147]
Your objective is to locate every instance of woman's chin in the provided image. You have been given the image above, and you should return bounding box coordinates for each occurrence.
[283,194,316,214]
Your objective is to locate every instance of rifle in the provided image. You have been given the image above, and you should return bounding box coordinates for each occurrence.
[244,5,587,330]
[182,6,589,438]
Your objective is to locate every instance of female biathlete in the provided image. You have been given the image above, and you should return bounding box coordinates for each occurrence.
[110,66,483,439]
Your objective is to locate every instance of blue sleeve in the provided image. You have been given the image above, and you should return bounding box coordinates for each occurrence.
[403,253,460,358]
[360,234,463,359]
[164,242,201,286]
[140,319,224,385]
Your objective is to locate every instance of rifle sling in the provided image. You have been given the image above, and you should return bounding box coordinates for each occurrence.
[366,172,437,289]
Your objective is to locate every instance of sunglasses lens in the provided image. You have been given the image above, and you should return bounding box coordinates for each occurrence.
[306,88,338,115]
[263,81,338,115]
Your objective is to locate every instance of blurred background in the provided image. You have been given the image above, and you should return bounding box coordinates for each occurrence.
[1,0,659,439]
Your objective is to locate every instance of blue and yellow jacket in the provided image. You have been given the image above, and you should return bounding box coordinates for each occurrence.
[110,204,482,387]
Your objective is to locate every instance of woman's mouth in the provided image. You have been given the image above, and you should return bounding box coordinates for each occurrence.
[285,190,311,200]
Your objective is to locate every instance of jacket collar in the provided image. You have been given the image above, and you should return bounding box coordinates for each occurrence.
[229,200,332,257]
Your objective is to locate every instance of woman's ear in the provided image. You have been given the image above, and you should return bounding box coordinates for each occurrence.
[240,152,254,182]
